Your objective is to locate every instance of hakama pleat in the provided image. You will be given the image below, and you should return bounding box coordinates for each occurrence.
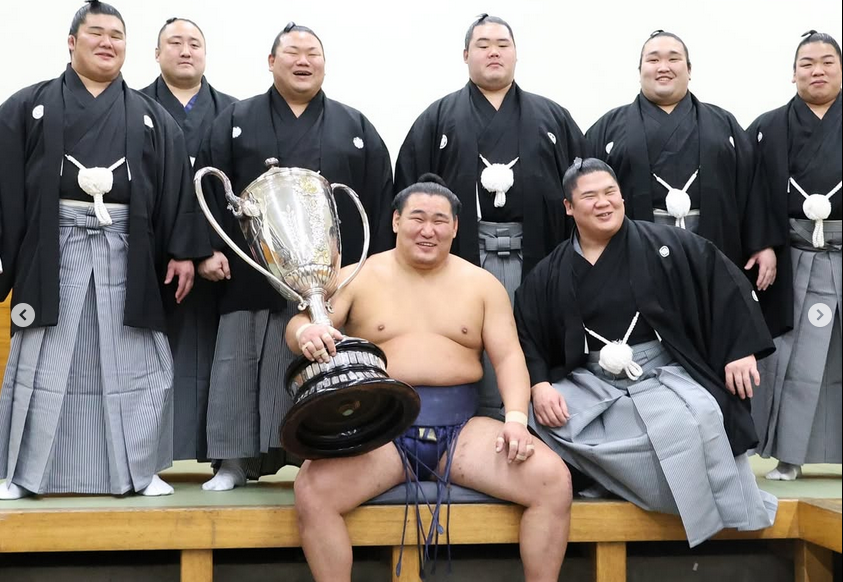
[532,340,777,547]
[0,203,173,494]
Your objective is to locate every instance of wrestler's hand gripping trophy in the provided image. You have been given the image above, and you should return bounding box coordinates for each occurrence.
[195,160,420,459]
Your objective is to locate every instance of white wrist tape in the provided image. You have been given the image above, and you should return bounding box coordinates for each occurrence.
[504,411,528,427]
[295,322,315,343]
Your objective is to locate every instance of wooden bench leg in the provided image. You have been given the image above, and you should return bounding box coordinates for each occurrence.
[391,545,422,582]
[794,540,832,582]
[591,541,627,582]
[181,549,213,582]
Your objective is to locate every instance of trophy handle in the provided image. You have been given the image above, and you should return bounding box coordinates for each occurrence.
[330,183,371,295]
[194,166,307,306]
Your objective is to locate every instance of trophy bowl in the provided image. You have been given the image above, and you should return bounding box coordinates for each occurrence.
[194,161,420,460]
[282,338,421,459]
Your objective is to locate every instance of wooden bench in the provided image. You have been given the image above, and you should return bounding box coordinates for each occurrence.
[1,497,840,582]
[1,298,840,581]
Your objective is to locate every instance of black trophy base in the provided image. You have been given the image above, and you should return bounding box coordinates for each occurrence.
[281,338,421,460]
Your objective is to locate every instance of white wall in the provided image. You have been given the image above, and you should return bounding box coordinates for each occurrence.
[1,0,840,163]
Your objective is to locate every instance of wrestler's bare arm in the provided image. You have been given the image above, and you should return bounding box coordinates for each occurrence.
[479,271,531,418]
[284,263,358,354]
[476,269,536,461]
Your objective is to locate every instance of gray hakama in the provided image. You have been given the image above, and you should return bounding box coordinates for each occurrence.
[476,221,522,419]
[205,306,298,476]
[754,220,842,465]
[0,202,173,494]
[167,281,217,461]
[531,340,778,547]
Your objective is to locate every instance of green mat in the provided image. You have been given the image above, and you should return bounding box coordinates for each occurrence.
[1,457,839,511]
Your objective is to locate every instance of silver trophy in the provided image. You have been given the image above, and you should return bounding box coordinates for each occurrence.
[194,160,419,459]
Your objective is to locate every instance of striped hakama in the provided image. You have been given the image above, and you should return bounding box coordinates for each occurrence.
[531,340,778,547]
[754,219,842,465]
[0,202,173,494]
[476,221,522,419]
[205,306,299,476]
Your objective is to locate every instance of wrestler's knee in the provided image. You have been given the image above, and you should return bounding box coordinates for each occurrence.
[524,452,572,514]
[293,460,338,518]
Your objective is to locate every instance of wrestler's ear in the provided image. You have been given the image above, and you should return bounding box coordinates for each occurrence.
[453,217,458,237]
[392,210,400,233]
[563,198,574,216]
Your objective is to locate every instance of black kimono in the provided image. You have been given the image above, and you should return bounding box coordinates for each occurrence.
[395,81,585,277]
[140,76,237,160]
[747,93,842,466]
[0,65,207,334]
[586,93,767,268]
[514,219,774,455]
[746,93,843,336]
[195,88,395,315]
[140,75,238,461]
[194,88,394,469]
[0,66,207,494]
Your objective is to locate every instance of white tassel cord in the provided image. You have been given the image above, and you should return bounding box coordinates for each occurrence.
[64,155,127,226]
[583,312,644,381]
[479,154,519,208]
[653,170,699,229]
[789,177,842,248]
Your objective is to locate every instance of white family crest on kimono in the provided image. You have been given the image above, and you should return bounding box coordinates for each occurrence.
[788,177,843,248]
[652,169,699,229]
[63,154,127,226]
[583,311,645,381]
[478,154,519,208]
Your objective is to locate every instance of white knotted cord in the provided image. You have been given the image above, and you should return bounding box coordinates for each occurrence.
[64,155,127,226]
[478,154,519,208]
[653,169,699,229]
[788,177,842,248]
[583,311,644,381]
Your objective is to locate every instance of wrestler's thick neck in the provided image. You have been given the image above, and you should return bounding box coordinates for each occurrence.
[395,253,451,277]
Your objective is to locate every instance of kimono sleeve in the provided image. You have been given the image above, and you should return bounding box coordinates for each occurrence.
[557,105,586,165]
[744,116,786,255]
[193,104,237,251]
[729,113,768,258]
[513,258,557,385]
[692,236,776,368]
[360,116,395,254]
[0,92,29,298]
[394,108,437,193]
[158,112,212,261]
[584,113,612,161]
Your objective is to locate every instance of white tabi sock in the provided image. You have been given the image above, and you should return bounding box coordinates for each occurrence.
[138,475,175,497]
[765,461,803,481]
[202,458,247,491]
[0,481,33,500]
